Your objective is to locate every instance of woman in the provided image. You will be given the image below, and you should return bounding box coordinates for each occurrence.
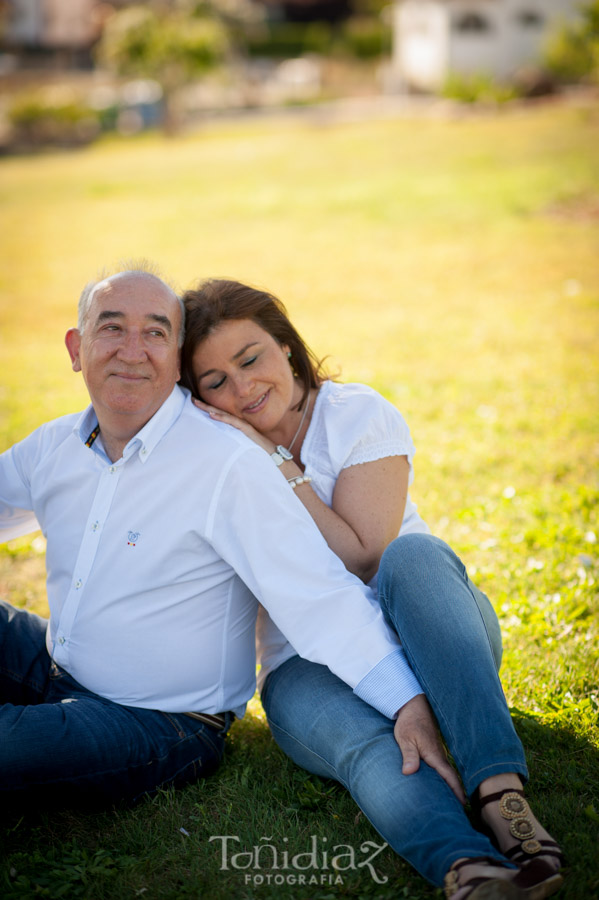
[180,278,563,900]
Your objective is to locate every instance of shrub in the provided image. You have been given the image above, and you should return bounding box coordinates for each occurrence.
[543,0,599,83]
[245,16,391,62]
[338,16,391,60]
[441,72,520,104]
[7,93,101,148]
[245,22,333,58]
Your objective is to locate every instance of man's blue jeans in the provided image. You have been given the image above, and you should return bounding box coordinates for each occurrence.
[261,533,528,887]
[0,600,231,807]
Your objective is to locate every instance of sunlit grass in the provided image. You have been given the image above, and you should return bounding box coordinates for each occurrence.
[0,101,598,898]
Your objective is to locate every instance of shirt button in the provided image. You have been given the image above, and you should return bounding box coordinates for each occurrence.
[75,579,83,589]
[58,636,65,645]
[92,521,99,532]
[110,466,116,474]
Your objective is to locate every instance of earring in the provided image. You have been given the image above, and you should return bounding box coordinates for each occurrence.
[287,351,292,360]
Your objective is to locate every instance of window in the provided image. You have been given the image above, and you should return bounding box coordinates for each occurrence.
[516,11,544,28]
[453,13,492,33]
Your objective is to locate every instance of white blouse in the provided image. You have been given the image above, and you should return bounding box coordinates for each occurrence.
[257,380,430,688]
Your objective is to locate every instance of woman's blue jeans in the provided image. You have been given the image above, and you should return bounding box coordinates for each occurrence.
[0,600,231,808]
[261,533,528,887]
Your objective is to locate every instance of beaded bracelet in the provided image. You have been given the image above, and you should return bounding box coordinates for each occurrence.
[287,475,312,490]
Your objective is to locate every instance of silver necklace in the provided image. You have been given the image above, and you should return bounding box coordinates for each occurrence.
[288,390,312,451]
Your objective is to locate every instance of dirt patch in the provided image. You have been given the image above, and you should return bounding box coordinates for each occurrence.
[544,191,599,222]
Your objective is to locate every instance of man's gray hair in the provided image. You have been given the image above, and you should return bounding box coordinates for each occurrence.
[77,260,185,348]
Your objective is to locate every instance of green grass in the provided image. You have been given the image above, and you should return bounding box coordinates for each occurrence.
[0,100,598,898]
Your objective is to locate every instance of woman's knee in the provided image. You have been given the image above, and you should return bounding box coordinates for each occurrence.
[379,534,456,599]
[378,535,503,670]
[381,533,438,573]
[377,534,472,632]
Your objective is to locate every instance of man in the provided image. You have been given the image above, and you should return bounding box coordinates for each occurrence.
[0,266,453,807]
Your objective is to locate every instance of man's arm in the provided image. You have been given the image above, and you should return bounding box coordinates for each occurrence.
[0,440,40,542]
[206,443,424,719]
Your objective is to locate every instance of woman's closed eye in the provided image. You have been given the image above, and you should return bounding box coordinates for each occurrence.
[206,375,226,391]
[203,354,259,391]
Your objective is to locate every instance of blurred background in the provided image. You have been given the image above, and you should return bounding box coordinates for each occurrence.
[0,0,597,147]
[0,1,597,498]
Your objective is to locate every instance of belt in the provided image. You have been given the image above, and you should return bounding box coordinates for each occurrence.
[183,711,229,730]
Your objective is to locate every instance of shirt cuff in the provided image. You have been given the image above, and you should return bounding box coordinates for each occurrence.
[353,648,423,719]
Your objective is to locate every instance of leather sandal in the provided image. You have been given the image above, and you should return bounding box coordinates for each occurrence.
[443,856,525,900]
[475,789,564,899]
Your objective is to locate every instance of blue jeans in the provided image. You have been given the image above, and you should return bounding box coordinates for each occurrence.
[0,600,231,808]
[261,534,528,886]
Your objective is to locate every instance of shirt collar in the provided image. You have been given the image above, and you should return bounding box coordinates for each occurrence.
[73,385,187,464]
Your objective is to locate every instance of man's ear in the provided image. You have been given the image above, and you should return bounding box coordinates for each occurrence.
[65,328,82,372]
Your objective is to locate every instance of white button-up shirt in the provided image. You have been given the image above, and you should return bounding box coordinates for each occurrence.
[0,386,422,718]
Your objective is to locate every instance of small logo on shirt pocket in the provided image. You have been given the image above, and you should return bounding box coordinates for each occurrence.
[127,531,140,546]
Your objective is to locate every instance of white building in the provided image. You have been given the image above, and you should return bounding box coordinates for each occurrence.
[392,0,582,91]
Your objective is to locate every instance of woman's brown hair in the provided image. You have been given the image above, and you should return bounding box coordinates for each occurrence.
[180,279,325,409]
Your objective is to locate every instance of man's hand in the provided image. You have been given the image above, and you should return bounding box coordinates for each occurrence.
[393,694,465,804]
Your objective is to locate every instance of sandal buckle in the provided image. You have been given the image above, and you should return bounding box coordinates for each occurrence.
[499,792,528,820]
[510,817,536,840]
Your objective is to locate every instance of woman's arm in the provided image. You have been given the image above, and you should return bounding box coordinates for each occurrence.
[280,454,409,583]
[194,399,409,583]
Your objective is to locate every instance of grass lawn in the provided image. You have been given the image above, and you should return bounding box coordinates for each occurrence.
[0,98,598,899]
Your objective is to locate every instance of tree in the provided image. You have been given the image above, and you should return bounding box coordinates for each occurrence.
[97,3,230,133]
[544,0,599,85]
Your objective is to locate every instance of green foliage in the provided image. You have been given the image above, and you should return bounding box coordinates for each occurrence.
[442,72,520,104]
[245,21,333,58]
[97,4,229,90]
[544,0,599,83]
[7,92,101,148]
[96,3,230,132]
[338,16,391,60]
[244,15,390,61]
[4,843,132,899]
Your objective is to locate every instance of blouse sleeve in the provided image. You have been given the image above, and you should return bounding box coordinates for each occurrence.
[322,383,416,476]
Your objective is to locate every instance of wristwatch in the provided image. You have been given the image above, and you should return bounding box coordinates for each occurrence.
[270,445,293,466]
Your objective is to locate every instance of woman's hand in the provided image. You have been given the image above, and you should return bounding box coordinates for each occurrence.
[192,398,275,454]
